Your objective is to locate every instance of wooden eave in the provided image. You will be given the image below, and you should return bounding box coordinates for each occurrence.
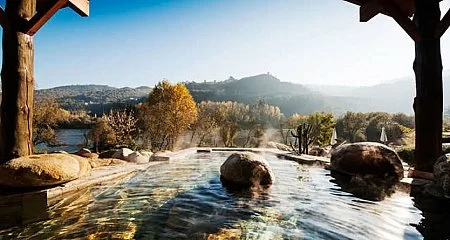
[27,0,88,35]
[0,0,88,35]
[345,0,450,40]
[345,0,415,19]
[37,0,89,17]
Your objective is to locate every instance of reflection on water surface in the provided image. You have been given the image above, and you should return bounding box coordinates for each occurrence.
[0,152,423,239]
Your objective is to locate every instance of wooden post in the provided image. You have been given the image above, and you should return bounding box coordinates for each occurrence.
[0,0,36,162]
[413,0,442,172]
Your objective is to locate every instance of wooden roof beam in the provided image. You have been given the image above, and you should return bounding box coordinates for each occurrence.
[360,0,383,22]
[345,0,414,17]
[0,5,9,30]
[68,0,89,17]
[436,8,450,38]
[26,0,69,36]
[380,0,421,41]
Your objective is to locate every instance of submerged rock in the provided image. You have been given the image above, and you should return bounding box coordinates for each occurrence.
[150,151,171,161]
[266,141,291,152]
[111,148,134,160]
[75,148,98,158]
[98,149,117,159]
[0,153,91,187]
[125,152,150,164]
[88,158,128,168]
[309,146,329,157]
[220,152,274,188]
[140,151,153,158]
[330,142,403,179]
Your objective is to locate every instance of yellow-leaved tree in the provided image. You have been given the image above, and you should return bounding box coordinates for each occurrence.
[138,80,198,151]
[33,97,70,147]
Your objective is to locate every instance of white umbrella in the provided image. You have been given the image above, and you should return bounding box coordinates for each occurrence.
[331,127,338,145]
[380,127,388,143]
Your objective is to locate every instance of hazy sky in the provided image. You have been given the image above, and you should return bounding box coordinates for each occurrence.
[2,0,450,89]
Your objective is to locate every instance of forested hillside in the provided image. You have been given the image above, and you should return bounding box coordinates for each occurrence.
[35,85,151,115]
[185,74,328,115]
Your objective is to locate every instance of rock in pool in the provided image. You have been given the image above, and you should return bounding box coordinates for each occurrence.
[220,152,274,188]
[0,153,91,187]
[330,142,403,179]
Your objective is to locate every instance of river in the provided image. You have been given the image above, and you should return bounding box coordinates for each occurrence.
[35,129,90,153]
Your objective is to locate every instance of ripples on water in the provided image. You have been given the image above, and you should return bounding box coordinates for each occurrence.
[0,152,423,239]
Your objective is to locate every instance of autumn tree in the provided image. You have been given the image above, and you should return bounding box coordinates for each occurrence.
[191,101,221,146]
[242,100,283,147]
[216,101,247,147]
[33,98,69,147]
[138,80,198,151]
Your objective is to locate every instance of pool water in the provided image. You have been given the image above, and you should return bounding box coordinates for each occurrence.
[0,152,423,239]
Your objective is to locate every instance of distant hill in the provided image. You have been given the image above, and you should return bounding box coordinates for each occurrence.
[35,85,151,115]
[307,75,450,114]
[185,74,327,116]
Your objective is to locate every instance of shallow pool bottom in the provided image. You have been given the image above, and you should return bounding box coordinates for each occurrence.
[0,152,423,239]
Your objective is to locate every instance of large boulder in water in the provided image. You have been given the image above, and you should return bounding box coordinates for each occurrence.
[0,154,91,187]
[330,142,403,179]
[220,152,274,188]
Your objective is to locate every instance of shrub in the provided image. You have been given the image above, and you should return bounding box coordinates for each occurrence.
[397,146,415,166]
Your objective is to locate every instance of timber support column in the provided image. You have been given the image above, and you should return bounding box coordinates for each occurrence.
[0,0,36,162]
[413,0,442,172]
[0,0,88,163]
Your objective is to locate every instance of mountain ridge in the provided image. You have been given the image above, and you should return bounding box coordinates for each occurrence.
[33,73,450,115]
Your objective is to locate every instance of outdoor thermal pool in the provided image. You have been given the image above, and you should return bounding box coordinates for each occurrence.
[0,152,424,239]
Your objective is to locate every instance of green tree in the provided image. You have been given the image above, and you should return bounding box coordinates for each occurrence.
[288,112,335,148]
[392,113,415,129]
[365,112,391,142]
[336,112,367,142]
[88,118,116,152]
[365,112,408,143]
[138,80,198,151]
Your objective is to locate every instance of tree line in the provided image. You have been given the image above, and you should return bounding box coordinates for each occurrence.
[32,80,415,153]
